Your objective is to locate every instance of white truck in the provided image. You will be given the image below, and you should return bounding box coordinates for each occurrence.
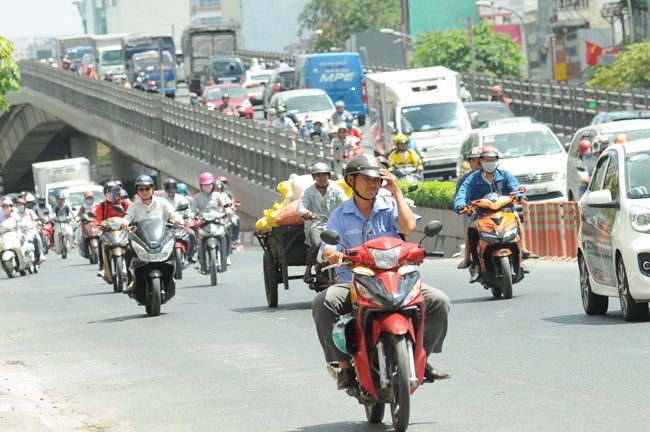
[366,66,474,179]
[91,33,129,80]
[32,158,92,206]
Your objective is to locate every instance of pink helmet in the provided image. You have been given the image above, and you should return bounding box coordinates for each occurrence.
[492,85,502,94]
[199,172,215,186]
[578,139,591,157]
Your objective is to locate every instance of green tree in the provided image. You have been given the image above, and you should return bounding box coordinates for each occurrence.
[409,22,525,78]
[586,41,650,90]
[298,0,400,53]
[0,37,21,111]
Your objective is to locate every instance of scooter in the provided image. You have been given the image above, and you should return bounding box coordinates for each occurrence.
[460,187,526,299]
[38,212,52,255]
[99,216,129,293]
[321,221,444,432]
[52,214,73,259]
[77,211,101,265]
[0,219,36,278]
[173,203,193,280]
[195,205,229,286]
[127,218,177,316]
[391,162,423,183]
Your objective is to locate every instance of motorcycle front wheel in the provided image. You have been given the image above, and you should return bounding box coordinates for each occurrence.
[174,248,183,280]
[500,255,514,300]
[146,277,161,316]
[3,258,16,279]
[60,234,67,259]
[209,247,218,286]
[112,256,124,293]
[388,334,411,432]
[90,245,99,265]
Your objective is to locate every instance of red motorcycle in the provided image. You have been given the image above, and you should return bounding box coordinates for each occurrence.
[40,214,53,253]
[173,218,197,280]
[321,221,444,432]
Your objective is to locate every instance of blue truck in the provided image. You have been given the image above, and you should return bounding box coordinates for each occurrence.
[122,34,177,99]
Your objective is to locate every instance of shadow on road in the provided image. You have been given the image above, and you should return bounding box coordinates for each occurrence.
[87,313,161,323]
[286,420,436,431]
[232,301,313,313]
[542,312,636,326]
[66,291,116,298]
[451,295,513,304]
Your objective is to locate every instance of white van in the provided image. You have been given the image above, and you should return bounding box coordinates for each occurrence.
[457,118,568,202]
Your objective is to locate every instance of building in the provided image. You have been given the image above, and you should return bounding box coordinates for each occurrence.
[240,0,310,52]
[190,0,241,26]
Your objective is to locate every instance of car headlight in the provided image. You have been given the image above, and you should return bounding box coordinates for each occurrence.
[369,246,401,269]
[630,206,650,233]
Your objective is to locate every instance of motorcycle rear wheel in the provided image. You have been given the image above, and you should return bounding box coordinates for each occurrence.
[174,248,183,280]
[3,260,16,279]
[388,334,411,432]
[146,277,161,316]
[365,403,385,424]
[500,256,513,299]
[209,247,218,286]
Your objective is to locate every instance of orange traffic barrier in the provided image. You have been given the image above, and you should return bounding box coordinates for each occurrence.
[521,201,582,259]
[563,202,580,258]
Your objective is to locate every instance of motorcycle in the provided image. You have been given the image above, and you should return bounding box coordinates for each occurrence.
[77,211,101,265]
[37,211,52,255]
[320,221,444,432]
[0,219,36,278]
[303,213,336,292]
[52,214,73,259]
[195,205,229,286]
[460,187,526,299]
[127,218,177,316]
[391,162,423,183]
[172,203,193,280]
[99,216,129,293]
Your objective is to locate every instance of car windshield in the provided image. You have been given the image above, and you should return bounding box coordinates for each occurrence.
[282,94,333,114]
[626,150,650,199]
[66,190,105,207]
[484,130,563,159]
[133,51,173,71]
[209,60,243,76]
[101,49,122,66]
[65,46,92,63]
[207,86,245,101]
[466,104,514,125]
[277,71,295,89]
[400,102,468,132]
[250,73,271,83]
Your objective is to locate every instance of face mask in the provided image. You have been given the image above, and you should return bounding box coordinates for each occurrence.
[201,184,213,194]
[277,113,285,120]
[17,206,24,214]
[85,198,94,205]
[305,122,313,128]
[346,122,353,128]
[482,161,498,174]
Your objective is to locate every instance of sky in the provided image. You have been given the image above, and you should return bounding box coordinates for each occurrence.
[0,0,83,40]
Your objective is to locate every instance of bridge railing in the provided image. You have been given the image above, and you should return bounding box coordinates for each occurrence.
[18,61,344,190]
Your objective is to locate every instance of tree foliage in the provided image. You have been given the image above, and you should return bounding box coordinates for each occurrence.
[0,37,21,112]
[587,41,650,90]
[409,22,525,78]
[298,0,400,53]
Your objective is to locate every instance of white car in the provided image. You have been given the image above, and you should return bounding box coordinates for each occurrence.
[457,117,568,202]
[242,70,272,106]
[578,138,650,321]
[566,119,650,201]
[268,88,335,133]
[63,183,105,214]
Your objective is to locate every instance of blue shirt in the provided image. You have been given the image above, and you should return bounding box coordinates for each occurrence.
[321,194,401,284]
[454,169,522,214]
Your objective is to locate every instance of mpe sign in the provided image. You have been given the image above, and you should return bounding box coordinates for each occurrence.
[319,72,355,83]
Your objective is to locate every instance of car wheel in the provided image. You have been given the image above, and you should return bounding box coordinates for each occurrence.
[617,258,648,322]
[579,253,608,315]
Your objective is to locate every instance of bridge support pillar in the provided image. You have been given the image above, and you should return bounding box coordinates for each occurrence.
[71,136,98,181]
[110,149,138,186]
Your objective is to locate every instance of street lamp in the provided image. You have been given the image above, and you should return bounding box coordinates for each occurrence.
[476,0,530,79]
[380,28,415,68]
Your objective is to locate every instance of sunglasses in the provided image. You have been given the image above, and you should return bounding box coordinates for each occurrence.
[137,186,152,192]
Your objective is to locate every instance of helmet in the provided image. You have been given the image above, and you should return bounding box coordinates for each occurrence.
[492,85,502,94]
[134,174,154,188]
[578,139,592,157]
[177,183,188,195]
[163,178,178,192]
[84,191,94,198]
[277,105,287,113]
[221,93,230,99]
[345,115,354,123]
[56,192,65,200]
[376,155,390,169]
[199,172,215,186]
[402,126,413,135]
[217,175,228,184]
[104,180,119,193]
[120,189,129,199]
[393,134,409,146]
[592,134,610,153]
[25,193,36,203]
[466,147,482,159]
[344,154,382,181]
[480,146,499,158]
[16,197,26,205]
[37,196,46,205]
[311,162,330,176]
[337,126,348,134]
[115,179,124,189]
[335,100,345,108]
[613,134,631,144]
[1,198,13,207]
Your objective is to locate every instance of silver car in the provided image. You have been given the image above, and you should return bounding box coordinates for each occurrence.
[268,89,335,133]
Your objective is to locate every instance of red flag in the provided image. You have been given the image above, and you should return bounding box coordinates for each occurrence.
[586,41,603,66]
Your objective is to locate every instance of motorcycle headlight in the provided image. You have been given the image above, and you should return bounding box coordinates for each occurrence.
[630,206,650,233]
[398,271,422,307]
[202,210,219,222]
[131,239,174,262]
[369,246,402,270]
[354,274,389,307]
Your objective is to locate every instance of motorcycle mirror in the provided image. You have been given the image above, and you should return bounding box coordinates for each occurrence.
[320,229,340,246]
[407,183,419,193]
[423,220,443,238]
[87,211,96,218]
[176,203,189,211]
[112,205,125,214]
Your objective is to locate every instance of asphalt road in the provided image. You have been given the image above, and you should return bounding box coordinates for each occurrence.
[2,244,650,432]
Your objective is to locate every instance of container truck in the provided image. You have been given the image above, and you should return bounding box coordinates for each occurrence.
[32,157,92,206]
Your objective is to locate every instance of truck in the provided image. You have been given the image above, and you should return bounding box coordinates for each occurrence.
[32,157,92,206]
[366,66,473,179]
[180,24,239,95]
[122,34,177,98]
[90,33,129,80]
[55,35,93,68]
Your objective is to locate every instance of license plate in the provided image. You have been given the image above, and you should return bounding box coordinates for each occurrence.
[526,187,547,195]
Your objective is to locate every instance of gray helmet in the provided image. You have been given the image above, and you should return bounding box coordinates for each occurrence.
[466,147,482,160]
[344,154,381,180]
[311,162,330,176]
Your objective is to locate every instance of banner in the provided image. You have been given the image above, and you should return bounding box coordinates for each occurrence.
[586,41,603,66]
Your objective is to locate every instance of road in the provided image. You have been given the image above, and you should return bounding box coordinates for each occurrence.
[2,244,650,431]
